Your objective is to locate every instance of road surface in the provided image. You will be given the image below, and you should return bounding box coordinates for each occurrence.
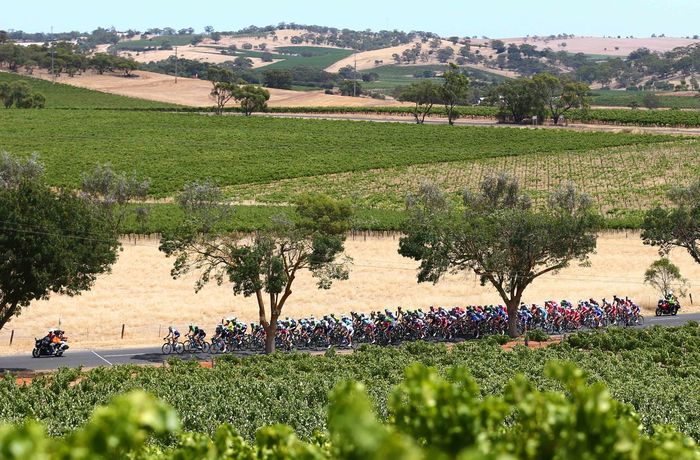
[1,313,698,373]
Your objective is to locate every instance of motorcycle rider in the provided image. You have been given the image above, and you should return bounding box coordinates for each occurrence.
[43,328,56,350]
[667,291,678,305]
[51,329,66,354]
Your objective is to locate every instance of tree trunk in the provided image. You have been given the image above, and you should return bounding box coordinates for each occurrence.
[506,295,522,338]
[0,301,18,331]
[264,321,277,354]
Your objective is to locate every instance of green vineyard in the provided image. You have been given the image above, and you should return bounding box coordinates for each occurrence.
[0,326,698,457]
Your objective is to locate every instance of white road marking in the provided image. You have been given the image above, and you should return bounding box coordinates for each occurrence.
[91,350,113,366]
[103,353,142,357]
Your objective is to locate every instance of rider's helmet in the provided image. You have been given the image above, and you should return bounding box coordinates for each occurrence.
[168,326,174,332]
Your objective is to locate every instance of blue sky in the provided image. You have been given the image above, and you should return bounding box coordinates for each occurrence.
[3,0,700,37]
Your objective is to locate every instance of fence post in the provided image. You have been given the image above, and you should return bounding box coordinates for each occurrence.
[690,293,694,305]
[9,330,14,346]
[524,324,529,348]
[121,324,125,339]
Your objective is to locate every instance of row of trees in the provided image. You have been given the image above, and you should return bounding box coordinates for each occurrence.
[490,73,590,124]
[390,69,587,126]
[261,67,338,90]
[222,23,438,51]
[0,42,137,77]
[396,64,470,124]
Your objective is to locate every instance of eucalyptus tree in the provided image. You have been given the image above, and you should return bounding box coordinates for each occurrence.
[0,153,119,330]
[160,183,352,353]
[399,174,601,337]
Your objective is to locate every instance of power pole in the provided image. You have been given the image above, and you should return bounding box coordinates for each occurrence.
[50,26,55,84]
[353,52,357,97]
[174,46,178,84]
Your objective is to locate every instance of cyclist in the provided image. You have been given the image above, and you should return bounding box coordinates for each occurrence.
[164,326,181,343]
[340,315,354,347]
[187,324,206,348]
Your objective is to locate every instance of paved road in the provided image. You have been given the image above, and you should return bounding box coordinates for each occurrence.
[2,313,698,373]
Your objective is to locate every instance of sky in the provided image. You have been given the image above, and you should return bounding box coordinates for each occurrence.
[3,0,700,38]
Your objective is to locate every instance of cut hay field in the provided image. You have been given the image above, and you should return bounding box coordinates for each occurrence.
[19,69,406,108]
[1,232,699,353]
[0,71,179,109]
[0,110,673,197]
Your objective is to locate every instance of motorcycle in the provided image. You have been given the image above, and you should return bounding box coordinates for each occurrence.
[656,299,680,316]
[32,337,69,358]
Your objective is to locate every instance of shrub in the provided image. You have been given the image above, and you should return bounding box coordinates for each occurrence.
[527,328,549,342]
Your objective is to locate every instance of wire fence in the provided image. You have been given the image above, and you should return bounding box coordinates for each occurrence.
[0,323,169,347]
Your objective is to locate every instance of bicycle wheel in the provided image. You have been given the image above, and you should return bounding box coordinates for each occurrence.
[200,341,211,354]
[637,315,644,326]
[183,340,193,353]
[174,342,185,354]
[162,343,172,355]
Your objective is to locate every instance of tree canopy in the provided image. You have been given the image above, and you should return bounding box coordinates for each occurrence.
[262,69,293,89]
[399,174,601,337]
[397,80,441,124]
[0,153,120,330]
[532,73,590,124]
[644,258,688,299]
[235,85,270,116]
[160,185,352,353]
[642,180,700,264]
[440,64,470,125]
[0,81,45,109]
[491,74,590,124]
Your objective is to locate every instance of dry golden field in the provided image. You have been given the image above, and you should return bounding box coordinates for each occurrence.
[26,69,408,107]
[1,232,698,353]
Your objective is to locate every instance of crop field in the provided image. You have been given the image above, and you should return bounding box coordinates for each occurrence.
[0,72,180,109]
[228,139,700,223]
[591,90,700,109]
[253,46,354,70]
[0,110,673,197]
[362,64,507,92]
[0,326,698,442]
